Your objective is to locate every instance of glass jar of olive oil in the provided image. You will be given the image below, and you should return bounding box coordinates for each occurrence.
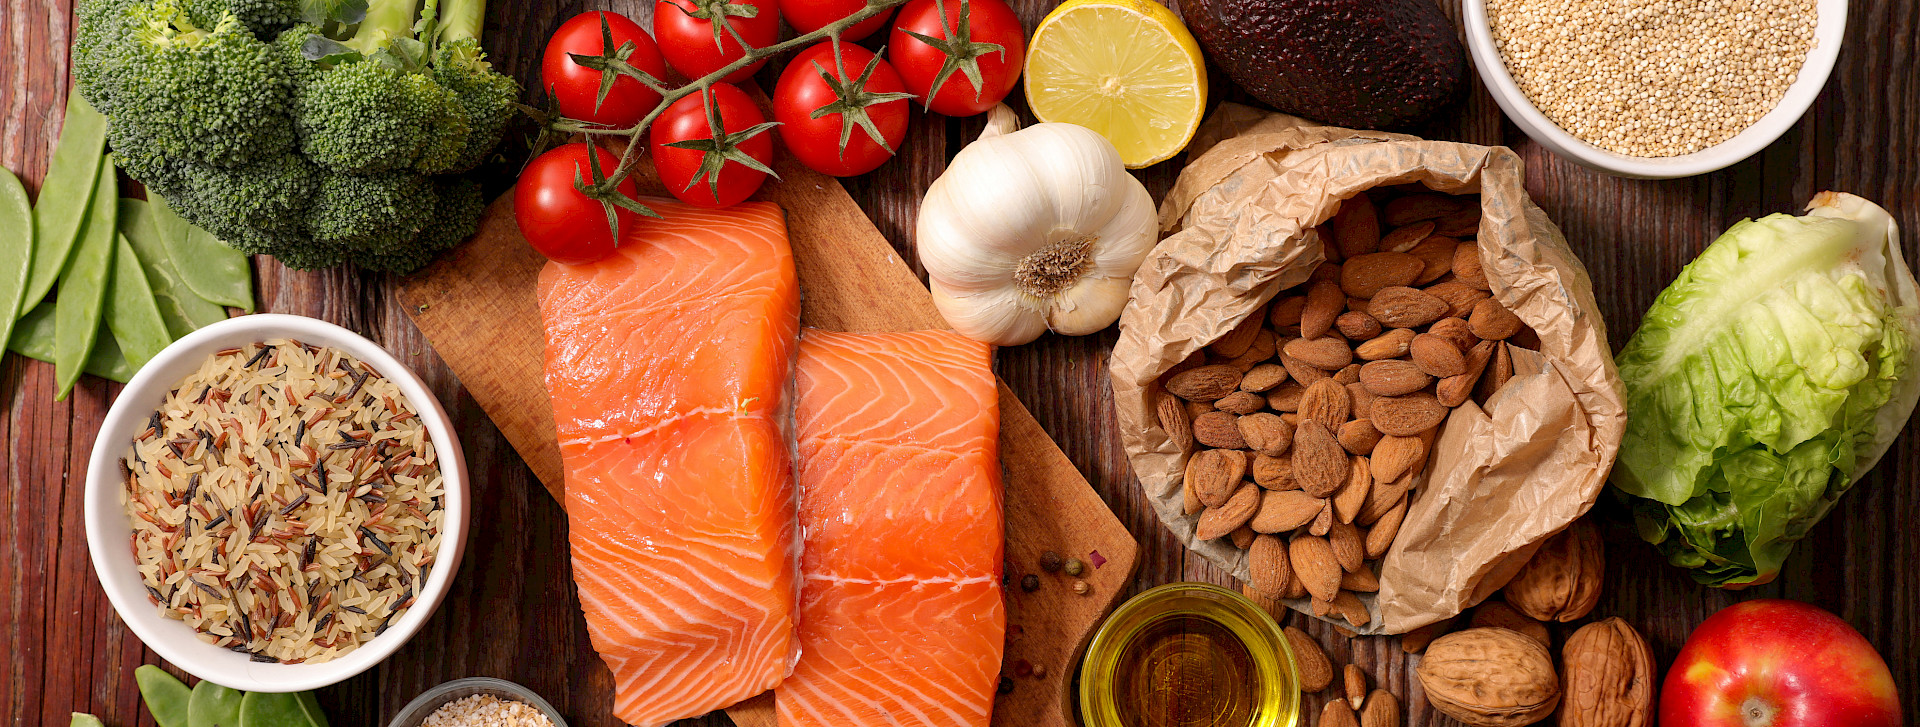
[1078,583,1300,727]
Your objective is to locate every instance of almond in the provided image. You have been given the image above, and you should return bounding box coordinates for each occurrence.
[1167,364,1242,401]
[1359,359,1432,397]
[1316,696,1361,727]
[1367,287,1448,328]
[1231,524,1257,549]
[1361,473,1412,524]
[1193,411,1248,449]
[1427,316,1479,352]
[1333,589,1371,627]
[1361,689,1401,727]
[1364,495,1408,557]
[1341,566,1381,592]
[1334,363,1363,386]
[1331,194,1382,258]
[1215,390,1266,415]
[1469,297,1523,340]
[1434,205,1482,236]
[1338,418,1382,455]
[1370,435,1428,484]
[1410,333,1468,378]
[1336,310,1384,340]
[1289,535,1343,602]
[1224,329,1278,371]
[1292,420,1349,498]
[1439,340,1497,407]
[1299,379,1353,430]
[1186,448,1245,508]
[1425,280,1491,318]
[1340,252,1424,299]
[1333,456,1372,523]
[1355,328,1416,360]
[1329,519,1365,571]
[1472,600,1551,647]
[1183,478,1203,515]
[1252,453,1297,490]
[1284,336,1354,370]
[1209,314,1265,357]
[1409,236,1457,284]
[1265,381,1306,411]
[1285,626,1334,692]
[1311,260,1343,282]
[1370,392,1447,436]
[1347,382,1376,419]
[1479,341,1515,400]
[1310,499,1335,535]
[1252,490,1323,533]
[1278,346,1332,386]
[1379,220,1436,253]
[1384,193,1468,226]
[1156,391,1193,452]
[1453,242,1490,290]
[1401,617,1455,654]
[1239,412,1293,456]
[1185,399,1214,421]
[1248,533,1294,597]
[1268,295,1307,332]
[1196,484,1261,539]
[1301,280,1346,339]
[1240,362,1289,392]
[1344,664,1369,709]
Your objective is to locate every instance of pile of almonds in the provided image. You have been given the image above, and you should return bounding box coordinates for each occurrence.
[1156,188,1539,627]
[1287,625,1401,727]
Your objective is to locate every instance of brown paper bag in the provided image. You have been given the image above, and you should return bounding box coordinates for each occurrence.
[1110,105,1627,634]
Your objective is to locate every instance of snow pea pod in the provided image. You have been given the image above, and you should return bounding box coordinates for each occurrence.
[9,302,133,383]
[0,166,31,356]
[52,165,117,399]
[150,192,253,311]
[121,198,228,336]
[187,680,243,727]
[70,714,104,727]
[239,690,329,727]
[104,231,172,368]
[23,93,107,313]
[135,664,192,727]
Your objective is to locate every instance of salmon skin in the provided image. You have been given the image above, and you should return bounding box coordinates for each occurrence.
[538,199,801,727]
[777,329,1006,727]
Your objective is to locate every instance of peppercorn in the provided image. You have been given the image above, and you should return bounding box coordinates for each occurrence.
[1032,663,1048,678]
[1039,550,1064,573]
[998,677,1014,695]
[1073,579,1090,595]
[1064,558,1086,577]
[1020,574,1040,593]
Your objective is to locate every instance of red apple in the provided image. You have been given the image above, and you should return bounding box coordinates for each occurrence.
[1663,599,1902,727]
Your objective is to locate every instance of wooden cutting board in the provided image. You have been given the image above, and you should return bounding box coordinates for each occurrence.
[398,150,1138,727]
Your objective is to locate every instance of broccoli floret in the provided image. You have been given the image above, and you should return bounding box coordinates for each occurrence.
[295,60,471,174]
[356,176,484,272]
[432,39,518,172]
[309,171,438,248]
[183,0,297,38]
[176,153,319,234]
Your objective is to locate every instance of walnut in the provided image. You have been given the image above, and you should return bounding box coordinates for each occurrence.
[1558,618,1655,727]
[1416,628,1560,727]
[1503,519,1603,622]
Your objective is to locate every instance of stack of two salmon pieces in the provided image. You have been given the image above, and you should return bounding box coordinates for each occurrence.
[538,199,1006,727]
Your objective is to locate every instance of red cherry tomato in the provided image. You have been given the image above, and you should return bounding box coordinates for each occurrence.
[650,83,775,208]
[888,0,1025,117]
[654,0,781,83]
[779,0,893,41]
[515,143,643,264]
[539,12,669,127]
[773,42,911,177]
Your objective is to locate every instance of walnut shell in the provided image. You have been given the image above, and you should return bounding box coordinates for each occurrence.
[1416,628,1561,727]
[1558,618,1656,727]
[1503,519,1604,622]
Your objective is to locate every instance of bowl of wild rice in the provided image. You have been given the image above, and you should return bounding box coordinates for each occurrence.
[1463,0,1846,178]
[86,314,469,693]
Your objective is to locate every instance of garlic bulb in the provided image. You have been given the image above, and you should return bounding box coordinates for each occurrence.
[917,105,1158,346]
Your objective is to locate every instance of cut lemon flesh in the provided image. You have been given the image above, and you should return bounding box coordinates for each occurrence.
[1024,0,1207,168]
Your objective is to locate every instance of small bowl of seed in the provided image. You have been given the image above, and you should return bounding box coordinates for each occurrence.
[387,678,567,727]
[1463,0,1846,178]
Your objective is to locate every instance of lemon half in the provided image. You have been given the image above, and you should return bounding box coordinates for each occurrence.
[1024,0,1207,169]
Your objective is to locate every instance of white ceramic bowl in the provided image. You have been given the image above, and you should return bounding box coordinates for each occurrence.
[85,314,470,692]
[1462,0,1846,179]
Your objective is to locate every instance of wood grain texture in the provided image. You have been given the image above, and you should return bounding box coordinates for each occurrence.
[4,0,1919,725]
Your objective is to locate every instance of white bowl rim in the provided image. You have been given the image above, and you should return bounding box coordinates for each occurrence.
[1460,0,1847,179]
[85,313,470,693]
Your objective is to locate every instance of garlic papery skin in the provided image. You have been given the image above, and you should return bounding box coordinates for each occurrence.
[917,105,1158,346]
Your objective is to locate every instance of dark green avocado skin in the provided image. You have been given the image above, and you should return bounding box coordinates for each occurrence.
[1180,0,1467,129]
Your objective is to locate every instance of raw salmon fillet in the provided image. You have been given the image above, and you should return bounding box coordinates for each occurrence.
[538,199,800,727]
[777,329,1005,727]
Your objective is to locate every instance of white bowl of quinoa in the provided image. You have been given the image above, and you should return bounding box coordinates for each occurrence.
[1463,0,1846,178]
[85,314,469,692]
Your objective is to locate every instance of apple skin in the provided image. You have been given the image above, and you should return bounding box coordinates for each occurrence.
[1662,599,1902,727]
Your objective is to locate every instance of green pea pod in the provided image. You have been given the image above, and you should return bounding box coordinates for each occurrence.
[135,665,193,727]
[24,93,107,313]
[104,232,172,368]
[120,198,228,337]
[53,165,117,399]
[187,680,243,727]
[0,166,31,356]
[12,302,133,382]
[149,192,253,312]
[70,714,105,727]
[239,690,329,727]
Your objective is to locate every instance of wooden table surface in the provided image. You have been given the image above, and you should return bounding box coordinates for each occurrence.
[3,0,1916,725]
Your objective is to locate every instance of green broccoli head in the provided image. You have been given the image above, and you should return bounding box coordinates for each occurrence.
[432,39,520,172]
[294,60,472,174]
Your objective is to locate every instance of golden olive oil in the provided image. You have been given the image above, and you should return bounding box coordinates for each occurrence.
[1079,583,1299,727]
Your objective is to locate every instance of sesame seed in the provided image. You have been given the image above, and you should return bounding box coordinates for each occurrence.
[1485,0,1817,157]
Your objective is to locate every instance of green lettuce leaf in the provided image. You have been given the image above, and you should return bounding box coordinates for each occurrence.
[1612,193,1920,587]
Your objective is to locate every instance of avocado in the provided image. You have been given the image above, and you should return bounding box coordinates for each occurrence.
[1178,0,1467,129]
